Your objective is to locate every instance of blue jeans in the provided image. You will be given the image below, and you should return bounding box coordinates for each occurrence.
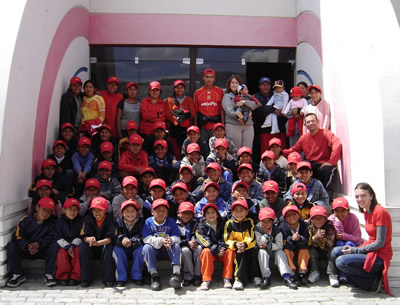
[142,243,181,273]
[113,245,144,281]
[329,242,358,277]
[335,251,383,290]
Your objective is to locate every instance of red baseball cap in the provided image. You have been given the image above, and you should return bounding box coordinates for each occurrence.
[310,206,327,218]
[149,178,166,191]
[186,143,200,154]
[202,202,219,215]
[126,82,138,90]
[140,167,156,177]
[290,87,303,97]
[98,161,112,171]
[64,198,81,209]
[213,123,225,131]
[179,165,193,174]
[231,199,248,210]
[261,150,275,160]
[268,138,282,148]
[154,139,167,148]
[61,122,74,131]
[37,197,55,212]
[238,146,252,156]
[152,198,169,210]
[78,137,91,147]
[171,182,188,193]
[41,159,57,169]
[237,163,253,173]
[203,68,216,77]
[204,181,220,191]
[297,161,312,171]
[85,178,100,190]
[262,180,279,193]
[126,120,138,131]
[214,138,228,149]
[178,201,194,213]
[35,179,52,190]
[70,76,82,85]
[332,197,349,211]
[288,152,302,164]
[259,207,276,221]
[99,124,112,132]
[307,84,322,93]
[53,140,66,149]
[232,181,249,192]
[174,80,185,87]
[291,182,307,195]
[129,134,143,145]
[282,204,300,217]
[149,81,161,90]
[107,76,119,84]
[153,121,166,131]
[204,162,221,173]
[100,141,113,153]
[122,176,138,188]
[121,199,140,211]
[90,197,109,210]
[187,126,200,134]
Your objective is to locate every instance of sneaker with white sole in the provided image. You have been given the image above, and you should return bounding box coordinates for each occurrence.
[261,124,271,128]
[307,271,320,284]
[44,274,57,287]
[200,281,210,291]
[329,274,339,287]
[233,280,244,290]
[7,273,27,288]
[252,277,262,286]
[223,279,232,289]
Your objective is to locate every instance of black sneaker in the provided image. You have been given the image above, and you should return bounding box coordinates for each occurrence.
[116,281,126,288]
[58,280,69,286]
[192,276,202,287]
[44,274,57,287]
[7,273,27,288]
[283,277,298,290]
[143,268,151,285]
[169,273,181,289]
[81,281,91,288]
[259,277,271,290]
[132,279,144,286]
[68,279,80,286]
[295,273,307,287]
[182,279,192,287]
[151,273,161,291]
[104,281,114,287]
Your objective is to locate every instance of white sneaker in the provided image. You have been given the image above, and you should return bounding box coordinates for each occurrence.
[200,281,210,291]
[261,124,271,128]
[233,280,244,290]
[252,277,262,286]
[329,274,339,287]
[307,271,320,284]
[223,279,232,289]
[270,130,280,134]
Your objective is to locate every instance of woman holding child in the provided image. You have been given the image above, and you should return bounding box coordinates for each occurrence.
[222,75,258,150]
[335,183,393,295]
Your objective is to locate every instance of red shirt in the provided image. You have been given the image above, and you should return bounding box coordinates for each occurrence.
[194,86,224,130]
[139,97,166,136]
[283,129,342,165]
[100,90,124,138]
[118,150,149,176]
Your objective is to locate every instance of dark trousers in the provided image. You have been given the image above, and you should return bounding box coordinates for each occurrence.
[309,162,337,191]
[234,247,261,283]
[79,242,115,282]
[7,241,58,275]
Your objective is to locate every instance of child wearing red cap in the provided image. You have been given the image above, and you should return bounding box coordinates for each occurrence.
[208,123,238,160]
[94,161,121,202]
[224,200,261,290]
[142,121,175,156]
[118,134,149,179]
[90,124,118,159]
[112,176,144,219]
[115,82,141,139]
[195,202,234,290]
[181,125,210,160]
[279,205,310,287]
[72,137,95,195]
[28,179,59,215]
[143,178,167,219]
[237,146,259,174]
[282,87,308,137]
[194,182,229,220]
[78,178,111,217]
[54,198,84,286]
[113,199,145,288]
[286,151,301,188]
[228,181,257,221]
[92,141,119,179]
[205,138,236,182]
[181,143,206,182]
[138,167,156,200]
[79,197,116,287]
[167,182,195,220]
[257,150,286,193]
[176,202,202,287]
[140,81,166,138]
[117,120,139,158]
[258,180,286,221]
[287,182,314,221]
[6,197,58,288]
[255,207,297,290]
[167,166,202,202]
[48,140,73,179]
[148,139,180,186]
[236,163,264,206]
[307,206,336,284]
[265,137,288,173]
[142,199,182,291]
[60,76,83,129]
[58,122,79,158]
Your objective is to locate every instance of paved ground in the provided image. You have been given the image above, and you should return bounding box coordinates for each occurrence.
[1,272,399,305]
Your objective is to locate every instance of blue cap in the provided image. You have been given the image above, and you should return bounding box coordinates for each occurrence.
[259,77,271,84]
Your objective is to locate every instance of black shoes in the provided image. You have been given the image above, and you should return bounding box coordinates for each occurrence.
[169,273,181,289]
[151,273,161,291]
[6,273,27,288]
[132,279,144,286]
[58,280,69,286]
[81,281,91,287]
[68,279,80,286]
[192,276,202,287]
[116,281,126,288]
[295,273,307,287]
[44,274,57,287]
[283,277,298,290]
[259,277,271,290]
[104,281,114,287]
[182,279,192,287]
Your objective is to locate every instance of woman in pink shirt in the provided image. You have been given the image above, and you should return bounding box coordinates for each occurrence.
[303,85,330,134]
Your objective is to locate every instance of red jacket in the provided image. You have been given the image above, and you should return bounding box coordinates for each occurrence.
[165,96,195,128]
[100,90,124,138]
[118,150,149,176]
[139,97,166,136]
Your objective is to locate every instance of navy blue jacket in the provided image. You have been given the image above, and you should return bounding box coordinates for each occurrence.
[195,218,227,255]
[177,218,198,248]
[54,214,84,249]
[279,219,309,250]
[115,216,145,250]
[80,212,116,243]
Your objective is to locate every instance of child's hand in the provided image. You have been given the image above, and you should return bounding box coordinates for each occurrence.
[86,236,96,246]
[188,239,198,250]
[122,237,132,248]
[217,247,226,257]
[172,160,178,165]
[162,237,172,250]
[28,242,39,255]
[67,247,75,258]
[236,242,245,253]
[319,229,326,238]
[52,188,60,196]
[292,232,300,241]
[336,231,344,240]
[300,111,304,117]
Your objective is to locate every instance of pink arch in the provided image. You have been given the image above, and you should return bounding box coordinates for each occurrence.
[32,6,89,177]
[297,11,322,61]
